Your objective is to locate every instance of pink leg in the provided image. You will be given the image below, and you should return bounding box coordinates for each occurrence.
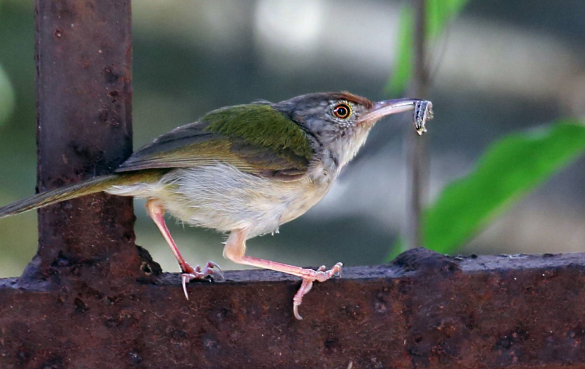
[223,229,342,320]
[146,200,223,299]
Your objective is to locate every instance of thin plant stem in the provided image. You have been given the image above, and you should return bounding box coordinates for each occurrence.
[405,0,429,249]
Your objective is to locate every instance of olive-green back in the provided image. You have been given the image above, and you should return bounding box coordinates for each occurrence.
[117,104,314,178]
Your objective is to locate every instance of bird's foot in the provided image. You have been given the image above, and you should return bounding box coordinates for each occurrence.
[181,261,224,300]
[293,262,343,320]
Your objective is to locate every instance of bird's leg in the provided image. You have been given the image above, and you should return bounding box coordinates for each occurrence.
[223,229,342,320]
[146,200,189,271]
[146,200,223,299]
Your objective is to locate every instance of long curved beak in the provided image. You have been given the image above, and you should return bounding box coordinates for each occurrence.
[360,98,433,135]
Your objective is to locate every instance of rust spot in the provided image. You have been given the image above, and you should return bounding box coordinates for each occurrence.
[109,111,122,128]
[104,66,119,83]
[202,334,221,356]
[74,297,89,313]
[324,338,340,355]
[98,109,109,122]
[107,90,119,103]
[140,262,153,275]
[17,346,32,364]
[53,28,63,39]
[51,251,70,267]
[169,329,188,342]
[128,349,142,365]
[40,356,64,369]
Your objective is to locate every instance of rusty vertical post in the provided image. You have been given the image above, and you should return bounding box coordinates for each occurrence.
[28,0,141,283]
[405,0,429,249]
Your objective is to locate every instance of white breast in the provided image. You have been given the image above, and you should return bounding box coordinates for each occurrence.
[109,163,333,238]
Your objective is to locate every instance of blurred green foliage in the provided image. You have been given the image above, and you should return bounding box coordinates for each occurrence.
[389,121,585,259]
[385,0,470,95]
[0,0,15,125]
[0,64,16,127]
[424,121,585,253]
[386,0,585,257]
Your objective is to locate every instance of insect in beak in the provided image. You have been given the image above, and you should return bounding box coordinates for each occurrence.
[360,98,433,134]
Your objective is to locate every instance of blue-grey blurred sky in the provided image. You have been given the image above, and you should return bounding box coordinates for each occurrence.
[0,0,583,277]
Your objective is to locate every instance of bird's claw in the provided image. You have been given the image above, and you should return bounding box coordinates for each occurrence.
[201,261,225,281]
[181,261,223,300]
[293,262,343,320]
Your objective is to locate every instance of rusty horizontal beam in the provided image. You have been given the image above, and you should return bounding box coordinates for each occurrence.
[1,248,585,368]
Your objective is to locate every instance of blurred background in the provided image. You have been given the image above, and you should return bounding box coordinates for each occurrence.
[0,0,583,277]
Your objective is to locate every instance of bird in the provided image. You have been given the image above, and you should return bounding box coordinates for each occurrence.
[0,91,432,319]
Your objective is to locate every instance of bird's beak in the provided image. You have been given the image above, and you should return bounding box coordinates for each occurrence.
[359,98,433,134]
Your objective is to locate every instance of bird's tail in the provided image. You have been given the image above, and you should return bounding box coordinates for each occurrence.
[0,174,128,220]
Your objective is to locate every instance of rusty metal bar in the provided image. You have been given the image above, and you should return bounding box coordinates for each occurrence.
[30,0,141,283]
[1,249,584,368]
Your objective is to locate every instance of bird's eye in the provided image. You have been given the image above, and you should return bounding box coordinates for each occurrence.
[332,102,352,119]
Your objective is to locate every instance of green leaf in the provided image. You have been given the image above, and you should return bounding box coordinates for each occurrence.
[0,65,16,127]
[385,6,413,96]
[385,0,470,96]
[423,121,585,254]
[427,0,469,38]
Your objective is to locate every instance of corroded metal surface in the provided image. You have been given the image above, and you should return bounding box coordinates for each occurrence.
[1,248,585,368]
[32,0,141,284]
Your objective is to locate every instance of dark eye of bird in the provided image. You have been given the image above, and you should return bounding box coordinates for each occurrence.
[332,103,352,120]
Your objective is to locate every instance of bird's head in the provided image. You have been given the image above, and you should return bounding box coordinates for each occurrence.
[272,91,431,171]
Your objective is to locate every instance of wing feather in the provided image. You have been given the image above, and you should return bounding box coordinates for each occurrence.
[117,104,314,179]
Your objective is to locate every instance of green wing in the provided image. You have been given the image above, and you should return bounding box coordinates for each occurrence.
[117,104,314,178]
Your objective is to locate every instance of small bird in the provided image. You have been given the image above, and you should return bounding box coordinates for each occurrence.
[0,92,432,319]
